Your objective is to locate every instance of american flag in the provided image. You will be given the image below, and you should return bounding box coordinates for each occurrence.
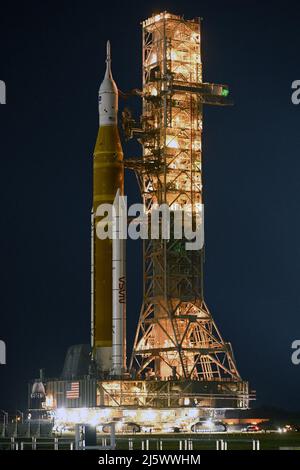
[66,382,80,399]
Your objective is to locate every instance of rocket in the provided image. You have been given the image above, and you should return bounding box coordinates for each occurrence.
[91,41,126,376]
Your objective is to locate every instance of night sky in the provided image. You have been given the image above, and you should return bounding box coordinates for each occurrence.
[0,0,300,412]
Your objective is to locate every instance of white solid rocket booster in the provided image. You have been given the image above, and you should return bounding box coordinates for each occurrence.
[112,193,126,376]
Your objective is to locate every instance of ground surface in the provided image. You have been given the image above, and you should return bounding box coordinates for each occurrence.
[113,432,300,450]
[1,432,300,450]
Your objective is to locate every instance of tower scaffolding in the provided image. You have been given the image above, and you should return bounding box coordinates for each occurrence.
[125,12,248,397]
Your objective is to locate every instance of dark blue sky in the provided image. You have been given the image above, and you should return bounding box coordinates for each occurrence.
[0,0,299,411]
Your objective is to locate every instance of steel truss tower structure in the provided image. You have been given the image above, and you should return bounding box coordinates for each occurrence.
[126,13,247,394]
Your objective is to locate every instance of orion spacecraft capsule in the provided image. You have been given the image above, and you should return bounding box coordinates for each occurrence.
[92,41,126,375]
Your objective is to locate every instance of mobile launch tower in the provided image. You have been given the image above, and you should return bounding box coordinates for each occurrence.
[129,13,242,384]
